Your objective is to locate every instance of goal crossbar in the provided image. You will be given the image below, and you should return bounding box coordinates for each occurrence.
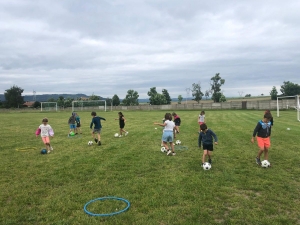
[72,100,107,112]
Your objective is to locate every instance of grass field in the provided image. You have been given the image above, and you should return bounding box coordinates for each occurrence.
[0,110,299,225]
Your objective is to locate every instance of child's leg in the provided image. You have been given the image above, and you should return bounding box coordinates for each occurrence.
[163,141,169,151]
[263,147,269,160]
[207,150,212,164]
[170,142,175,153]
[202,150,208,164]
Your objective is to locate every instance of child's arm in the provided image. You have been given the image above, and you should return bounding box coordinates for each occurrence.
[154,122,166,127]
[251,122,260,143]
[198,133,202,147]
[211,130,218,144]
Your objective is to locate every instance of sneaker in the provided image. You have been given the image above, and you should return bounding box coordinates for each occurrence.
[208,158,212,164]
[98,141,101,146]
[119,135,122,138]
[172,152,176,156]
[125,132,129,136]
[167,150,172,155]
[50,146,54,151]
[47,150,51,154]
[256,157,261,165]
[94,138,98,143]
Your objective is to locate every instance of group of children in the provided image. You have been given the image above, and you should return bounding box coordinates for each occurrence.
[36,109,273,167]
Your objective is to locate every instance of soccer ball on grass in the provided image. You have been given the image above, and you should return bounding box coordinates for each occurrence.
[203,162,211,170]
[114,133,119,137]
[175,140,181,145]
[88,141,93,146]
[161,147,166,153]
[261,160,271,168]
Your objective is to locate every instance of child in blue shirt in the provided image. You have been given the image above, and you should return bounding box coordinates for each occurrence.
[90,111,106,146]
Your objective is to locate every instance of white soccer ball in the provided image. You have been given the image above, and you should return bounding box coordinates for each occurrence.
[161,147,166,153]
[114,133,119,137]
[261,160,271,168]
[88,141,93,146]
[203,162,211,170]
[175,140,181,145]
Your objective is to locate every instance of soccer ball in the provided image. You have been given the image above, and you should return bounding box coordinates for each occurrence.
[161,147,166,153]
[88,141,93,146]
[41,149,47,154]
[261,160,271,168]
[114,133,119,137]
[203,162,211,170]
[175,140,181,145]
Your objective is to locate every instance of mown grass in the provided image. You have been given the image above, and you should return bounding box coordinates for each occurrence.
[0,110,299,225]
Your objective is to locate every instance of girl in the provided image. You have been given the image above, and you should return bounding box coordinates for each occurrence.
[115,112,128,137]
[154,113,176,156]
[172,112,181,135]
[36,118,54,153]
[198,111,205,132]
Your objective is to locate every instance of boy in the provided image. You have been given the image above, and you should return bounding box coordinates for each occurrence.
[90,111,106,146]
[198,123,218,165]
[36,118,54,153]
[251,113,272,166]
[68,112,76,135]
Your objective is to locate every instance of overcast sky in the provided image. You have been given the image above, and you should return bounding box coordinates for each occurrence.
[0,0,299,99]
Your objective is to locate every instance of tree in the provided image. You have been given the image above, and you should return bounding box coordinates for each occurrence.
[245,94,251,97]
[33,101,41,108]
[4,85,24,108]
[270,86,278,100]
[122,90,139,106]
[177,95,183,104]
[151,93,166,105]
[112,94,120,106]
[210,73,225,102]
[162,89,171,104]
[191,83,204,103]
[47,98,56,102]
[89,94,100,100]
[147,87,158,105]
[280,81,300,96]
[220,94,226,102]
[57,96,65,108]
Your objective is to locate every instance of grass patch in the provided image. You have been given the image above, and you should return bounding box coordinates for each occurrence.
[0,110,299,224]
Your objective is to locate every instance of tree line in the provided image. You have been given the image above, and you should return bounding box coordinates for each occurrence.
[1,74,299,108]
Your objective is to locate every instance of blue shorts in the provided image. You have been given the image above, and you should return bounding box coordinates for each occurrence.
[69,124,76,129]
[162,130,174,142]
[93,128,102,134]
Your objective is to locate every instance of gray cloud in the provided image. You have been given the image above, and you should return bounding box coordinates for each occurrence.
[0,0,299,99]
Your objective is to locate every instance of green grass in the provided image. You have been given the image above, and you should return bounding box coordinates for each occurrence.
[0,110,300,225]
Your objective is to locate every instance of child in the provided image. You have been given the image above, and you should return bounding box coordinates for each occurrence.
[251,113,272,166]
[264,110,274,126]
[68,112,76,135]
[75,113,82,134]
[90,111,106,146]
[36,117,54,153]
[198,123,218,165]
[115,112,128,137]
[172,112,181,136]
[154,113,176,156]
[198,111,205,132]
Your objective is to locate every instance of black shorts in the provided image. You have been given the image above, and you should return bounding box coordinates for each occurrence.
[175,122,181,126]
[77,122,81,127]
[120,124,125,129]
[203,144,213,151]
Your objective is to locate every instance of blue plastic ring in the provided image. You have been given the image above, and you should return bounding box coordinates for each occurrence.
[84,196,130,216]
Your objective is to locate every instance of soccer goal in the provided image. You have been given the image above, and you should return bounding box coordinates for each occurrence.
[41,102,58,112]
[276,95,300,121]
[72,100,107,112]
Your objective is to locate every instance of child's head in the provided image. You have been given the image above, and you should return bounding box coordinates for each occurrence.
[172,112,177,116]
[72,112,76,116]
[264,113,272,122]
[164,113,172,121]
[118,112,123,117]
[201,111,205,115]
[91,111,96,117]
[42,117,48,125]
[264,109,271,114]
[200,123,207,132]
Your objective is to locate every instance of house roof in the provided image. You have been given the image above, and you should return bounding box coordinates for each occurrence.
[23,101,35,107]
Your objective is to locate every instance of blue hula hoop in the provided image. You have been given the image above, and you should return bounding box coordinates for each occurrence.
[84,196,130,216]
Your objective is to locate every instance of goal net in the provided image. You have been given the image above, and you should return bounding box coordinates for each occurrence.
[41,102,58,112]
[72,100,107,112]
[276,95,300,121]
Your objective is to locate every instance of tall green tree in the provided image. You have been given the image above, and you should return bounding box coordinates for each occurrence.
[177,95,183,104]
[270,86,278,100]
[280,81,300,96]
[191,83,204,103]
[147,87,158,105]
[220,94,226,102]
[122,90,139,106]
[162,89,171,104]
[151,93,167,105]
[112,94,120,106]
[210,73,225,102]
[89,94,100,100]
[4,85,24,108]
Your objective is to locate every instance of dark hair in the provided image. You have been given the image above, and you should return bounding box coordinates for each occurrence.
[200,123,207,131]
[201,111,205,115]
[91,111,96,116]
[42,118,48,123]
[118,112,124,117]
[164,113,172,121]
[264,113,272,120]
[172,112,177,116]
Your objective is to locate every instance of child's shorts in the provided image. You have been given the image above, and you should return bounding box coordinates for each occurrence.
[203,144,213,151]
[93,128,101,134]
[70,124,76,129]
[42,136,50,144]
[162,130,173,142]
[256,137,270,148]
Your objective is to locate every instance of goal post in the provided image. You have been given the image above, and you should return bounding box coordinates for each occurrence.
[276,95,300,121]
[41,102,58,112]
[72,100,107,112]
